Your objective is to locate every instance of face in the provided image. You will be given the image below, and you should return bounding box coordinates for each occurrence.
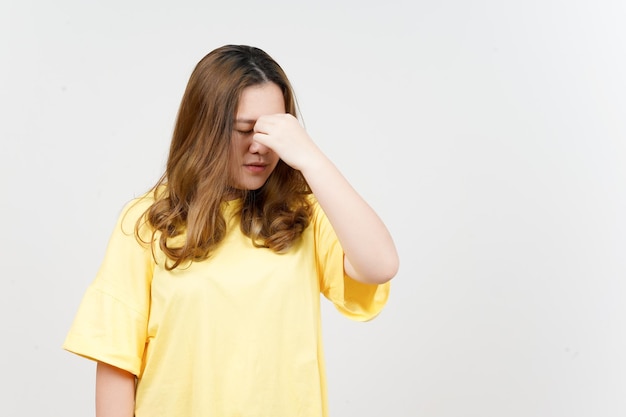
[228,82,285,192]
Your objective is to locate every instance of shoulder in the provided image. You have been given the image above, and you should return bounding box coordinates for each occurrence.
[305,193,320,214]
[121,192,155,222]
[114,189,160,240]
[305,194,336,238]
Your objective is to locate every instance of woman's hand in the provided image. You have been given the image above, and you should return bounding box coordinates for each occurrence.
[252,114,323,172]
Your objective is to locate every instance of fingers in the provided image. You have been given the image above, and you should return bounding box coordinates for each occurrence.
[253,113,296,135]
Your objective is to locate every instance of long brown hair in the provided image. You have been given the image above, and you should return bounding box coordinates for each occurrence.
[138,45,312,269]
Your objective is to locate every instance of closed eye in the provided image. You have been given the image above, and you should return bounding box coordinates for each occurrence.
[235,119,255,135]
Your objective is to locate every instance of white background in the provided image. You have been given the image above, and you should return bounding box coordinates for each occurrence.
[2,0,626,416]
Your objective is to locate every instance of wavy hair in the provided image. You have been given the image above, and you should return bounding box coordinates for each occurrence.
[137,45,312,270]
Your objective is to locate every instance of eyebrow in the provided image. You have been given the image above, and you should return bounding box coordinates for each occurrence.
[235,118,256,124]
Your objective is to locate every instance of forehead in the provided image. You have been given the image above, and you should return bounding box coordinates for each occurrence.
[236,83,285,122]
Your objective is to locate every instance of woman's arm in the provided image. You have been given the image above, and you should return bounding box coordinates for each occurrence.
[301,155,399,284]
[96,362,136,417]
[253,114,399,284]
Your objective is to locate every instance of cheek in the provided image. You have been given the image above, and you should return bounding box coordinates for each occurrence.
[227,157,242,176]
[267,158,281,175]
[228,138,249,163]
[230,138,246,155]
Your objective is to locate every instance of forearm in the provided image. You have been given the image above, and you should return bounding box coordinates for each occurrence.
[96,362,136,417]
[302,155,399,284]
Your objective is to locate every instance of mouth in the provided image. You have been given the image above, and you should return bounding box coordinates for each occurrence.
[244,163,268,173]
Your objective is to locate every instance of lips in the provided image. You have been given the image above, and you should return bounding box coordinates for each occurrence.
[244,163,268,173]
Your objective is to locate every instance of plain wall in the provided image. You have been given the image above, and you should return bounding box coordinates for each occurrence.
[2,0,625,416]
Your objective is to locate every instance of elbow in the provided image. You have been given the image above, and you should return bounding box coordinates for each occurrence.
[351,252,399,285]
[373,254,400,284]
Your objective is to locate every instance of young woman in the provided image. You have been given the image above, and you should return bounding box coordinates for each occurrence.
[64,44,399,417]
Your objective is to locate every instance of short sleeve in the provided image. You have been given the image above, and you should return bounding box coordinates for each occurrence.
[312,200,390,322]
[63,197,154,375]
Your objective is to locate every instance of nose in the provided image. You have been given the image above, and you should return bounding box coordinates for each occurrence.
[248,140,270,155]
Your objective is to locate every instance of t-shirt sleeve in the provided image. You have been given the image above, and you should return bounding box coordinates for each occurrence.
[63,198,154,375]
[312,200,390,322]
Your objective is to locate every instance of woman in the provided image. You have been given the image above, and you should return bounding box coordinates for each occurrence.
[64,44,399,417]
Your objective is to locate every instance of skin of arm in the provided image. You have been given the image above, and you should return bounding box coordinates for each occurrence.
[253,113,399,285]
[96,362,136,417]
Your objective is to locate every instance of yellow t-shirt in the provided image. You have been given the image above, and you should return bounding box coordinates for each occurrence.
[63,194,390,417]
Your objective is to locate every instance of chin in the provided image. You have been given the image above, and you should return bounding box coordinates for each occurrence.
[234,181,268,192]
[248,183,268,191]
